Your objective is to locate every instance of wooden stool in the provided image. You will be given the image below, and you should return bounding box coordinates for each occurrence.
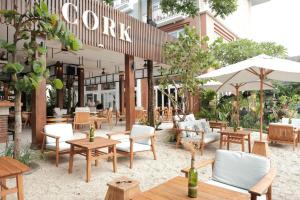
[0,157,29,200]
[105,177,141,200]
[253,141,270,157]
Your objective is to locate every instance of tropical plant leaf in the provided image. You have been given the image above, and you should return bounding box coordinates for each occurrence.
[3,63,24,74]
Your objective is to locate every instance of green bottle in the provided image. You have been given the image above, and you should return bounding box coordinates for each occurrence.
[188,157,198,198]
[89,127,95,142]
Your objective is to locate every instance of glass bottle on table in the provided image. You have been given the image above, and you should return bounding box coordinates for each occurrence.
[188,157,198,198]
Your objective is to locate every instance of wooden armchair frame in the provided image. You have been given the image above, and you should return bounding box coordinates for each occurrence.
[107,131,157,169]
[181,159,276,200]
[268,124,298,151]
[41,131,87,167]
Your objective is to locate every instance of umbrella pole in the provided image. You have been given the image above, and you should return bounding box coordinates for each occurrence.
[259,70,264,141]
[235,85,240,127]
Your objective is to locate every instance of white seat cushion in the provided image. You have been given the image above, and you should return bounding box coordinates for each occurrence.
[206,180,266,200]
[203,132,220,143]
[116,140,151,152]
[45,123,74,144]
[46,142,70,151]
[212,150,271,190]
[131,125,155,145]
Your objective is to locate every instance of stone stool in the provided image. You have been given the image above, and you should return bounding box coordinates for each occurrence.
[105,177,141,200]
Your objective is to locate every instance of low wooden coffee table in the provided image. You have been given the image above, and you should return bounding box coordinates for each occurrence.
[209,121,228,131]
[133,176,248,200]
[220,128,252,153]
[66,137,120,182]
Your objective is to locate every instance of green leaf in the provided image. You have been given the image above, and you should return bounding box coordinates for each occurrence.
[37,46,47,55]
[32,60,44,74]
[40,0,48,13]
[53,79,64,90]
[3,63,24,74]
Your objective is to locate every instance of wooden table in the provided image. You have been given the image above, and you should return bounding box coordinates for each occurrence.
[66,137,120,182]
[209,121,228,131]
[220,128,252,153]
[0,157,30,200]
[133,176,248,200]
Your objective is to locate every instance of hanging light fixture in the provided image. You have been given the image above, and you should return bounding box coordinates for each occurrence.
[102,68,105,75]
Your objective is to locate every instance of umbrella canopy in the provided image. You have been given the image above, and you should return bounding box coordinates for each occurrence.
[199,54,300,141]
[199,54,300,83]
[203,80,274,93]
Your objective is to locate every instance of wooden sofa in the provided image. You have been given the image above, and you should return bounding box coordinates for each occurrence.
[268,123,298,151]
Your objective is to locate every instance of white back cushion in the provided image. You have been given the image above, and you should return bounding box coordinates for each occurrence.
[61,109,67,115]
[185,114,196,121]
[45,123,74,144]
[281,118,289,124]
[201,121,212,134]
[75,107,90,113]
[131,125,155,145]
[291,118,300,127]
[212,150,270,190]
[178,121,199,138]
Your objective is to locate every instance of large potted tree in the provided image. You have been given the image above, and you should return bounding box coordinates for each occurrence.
[0,0,81,159]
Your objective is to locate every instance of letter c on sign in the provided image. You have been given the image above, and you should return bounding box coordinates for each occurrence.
[62,3,78,25]
[83,10,99,31]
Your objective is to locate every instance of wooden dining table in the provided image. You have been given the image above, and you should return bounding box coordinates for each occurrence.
[133,176,249,200]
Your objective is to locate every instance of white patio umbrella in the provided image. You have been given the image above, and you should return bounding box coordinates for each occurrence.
[199,54,300,141]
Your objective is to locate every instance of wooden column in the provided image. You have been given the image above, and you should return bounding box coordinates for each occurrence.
[125,55,135,130]
[3,83,8,100]
[77,68,84,107]
[31,79,46,148]
[141,78,148,110]
[55,62,64,108]
[119,74,125,114]
[31,37,47,149]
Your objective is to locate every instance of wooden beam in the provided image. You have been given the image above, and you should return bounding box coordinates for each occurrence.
[77,68,85,107]
[31,78,46,148]
[141,78,148,110]
[119,74,125,114]
[125,55,135,130]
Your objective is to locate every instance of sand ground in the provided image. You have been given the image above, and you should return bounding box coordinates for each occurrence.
[1,122,300,200]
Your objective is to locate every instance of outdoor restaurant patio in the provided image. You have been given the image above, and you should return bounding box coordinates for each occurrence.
[1,0,300,200]
[0,123,299,200]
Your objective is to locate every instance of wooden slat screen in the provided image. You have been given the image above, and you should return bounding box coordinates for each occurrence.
[0,0,173,63]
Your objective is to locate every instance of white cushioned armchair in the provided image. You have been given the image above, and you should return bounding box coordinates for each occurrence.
[107,125,156,169]
[182,150,276,200]
[41,123,87,167]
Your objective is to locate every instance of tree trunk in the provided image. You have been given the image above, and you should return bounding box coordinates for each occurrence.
[147,60,155,126]
[14,89,22,158]
[147,0,155,127]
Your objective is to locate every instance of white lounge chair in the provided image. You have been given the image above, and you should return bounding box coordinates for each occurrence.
[182,150,276,200]
[107,125,156,169]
